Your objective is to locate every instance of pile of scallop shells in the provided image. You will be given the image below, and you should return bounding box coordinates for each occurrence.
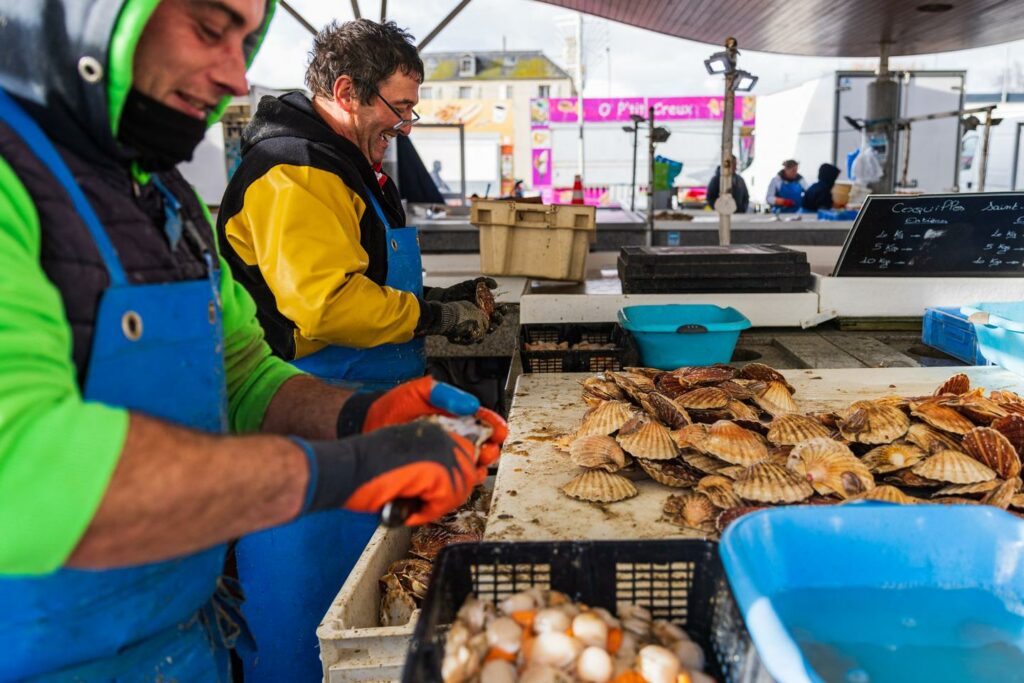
[441,589,713,683]
[561,364,1024,537]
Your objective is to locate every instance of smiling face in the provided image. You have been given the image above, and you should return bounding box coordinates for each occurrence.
[133,0,265,119]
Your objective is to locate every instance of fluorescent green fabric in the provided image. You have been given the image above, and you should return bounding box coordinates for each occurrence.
[107,0,161,136]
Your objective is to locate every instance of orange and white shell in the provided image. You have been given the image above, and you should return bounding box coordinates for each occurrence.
[674,387,729,410]
[616,418,678,460]
[910,400,975,435]
[662,491,718,531]
[860,441,926,474]
[697,474,745,509]
[560,469,638,503]
[905,422,961,453]
[702,420,768,466]
[754,381,799,417]
[577,400,637,437]
[787,442,874,499]
[733,461,814,504]
[961,426,1022,479]
[569,435,627,472]
[911,449,997,484]
[838,400,910,444]
[767,413,832,445]
[934,373,970,396]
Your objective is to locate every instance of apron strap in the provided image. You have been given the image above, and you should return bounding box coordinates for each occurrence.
[364,185,393,232]
[0,88,128,286]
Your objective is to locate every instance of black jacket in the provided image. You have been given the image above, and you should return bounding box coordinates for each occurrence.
[802,163,841,211]
[706,166,750,213]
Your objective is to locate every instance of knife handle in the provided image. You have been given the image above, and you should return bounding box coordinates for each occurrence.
[380,497,421,527]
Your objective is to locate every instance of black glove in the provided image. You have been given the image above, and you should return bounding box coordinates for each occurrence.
[415,300,489,344]
[423,277,497,303]
[293,421,485,525]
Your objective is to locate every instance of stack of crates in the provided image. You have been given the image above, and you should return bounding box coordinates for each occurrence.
[470,199,596,281]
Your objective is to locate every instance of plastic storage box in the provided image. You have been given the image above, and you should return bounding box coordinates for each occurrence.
[618,304,751,369]
[962,301,1024,375]
[401,540,763,683]
[471,199,596,281]
[720,504,1024,683]
[519,323,640,373]
[922,306,988,365]
[816,208,859,221]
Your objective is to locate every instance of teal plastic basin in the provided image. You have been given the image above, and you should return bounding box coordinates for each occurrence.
[617,304,751,370]
[962,301,1024,375]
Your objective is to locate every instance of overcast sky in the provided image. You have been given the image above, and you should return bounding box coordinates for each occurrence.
[249,0,1024,97]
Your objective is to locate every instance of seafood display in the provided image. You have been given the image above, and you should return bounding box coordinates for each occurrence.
[440,590,714,683]
[378,488,490,626]
[563,366,1024,537]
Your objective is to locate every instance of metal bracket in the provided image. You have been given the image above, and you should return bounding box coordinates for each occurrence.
[801,309,838,329]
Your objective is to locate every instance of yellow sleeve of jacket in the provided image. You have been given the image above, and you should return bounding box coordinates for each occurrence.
[223,163,420,354]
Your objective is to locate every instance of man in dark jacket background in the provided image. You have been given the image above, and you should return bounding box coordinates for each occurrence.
[802,162,841,212]
[705,154,749,213]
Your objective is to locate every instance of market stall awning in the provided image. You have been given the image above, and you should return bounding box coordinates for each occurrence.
[533,0,1024,57]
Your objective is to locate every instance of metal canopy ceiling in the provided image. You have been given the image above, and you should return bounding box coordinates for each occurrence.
[534,0,1024,57]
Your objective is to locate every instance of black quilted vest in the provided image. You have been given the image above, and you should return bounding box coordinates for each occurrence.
[0,120,216,387]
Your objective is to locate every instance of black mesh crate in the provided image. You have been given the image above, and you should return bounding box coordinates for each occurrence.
[401,540,763,683]
[519,323,640,373]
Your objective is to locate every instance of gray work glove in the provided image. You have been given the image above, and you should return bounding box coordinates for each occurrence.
[423,277,498,303]
[416,300,489,344]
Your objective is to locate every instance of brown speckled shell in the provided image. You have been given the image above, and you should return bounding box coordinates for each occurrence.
[991,415,1024,455]
[636,457,703,488]
[912,449,997,484]
[560,469,638,503]
[962,427,1022,479]
[734,462,815,504]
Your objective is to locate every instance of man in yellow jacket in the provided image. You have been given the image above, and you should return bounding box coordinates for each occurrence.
[217,18,494,389]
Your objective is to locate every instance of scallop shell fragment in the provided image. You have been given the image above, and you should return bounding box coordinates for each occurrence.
[912,449,997,484]
[962,426,1022,479]
[697,474,745,509]
[767,413,832,445]
[991,414,1024,455]
[860,442,926,474]
[838,401,910,444]
[703,420,768,466]
[636,457,703,488]
[934,373,970,396]
[569,435,627,472]
[560,469,638,503]
[673,423,709,451]
[675,387,729,410]
[734,461,814,504]
[910,400,976,436]
[671,364,736,387]
[932,479,1002,497]
[616,418,678,460]
[848,485,920,505]
[737,363,794,392]
[577,400,636,437]
[410,524,480,561]
[884,468,944,489]
[754,381,799,417]
[662,492,718,533]
[581,376,626,402]
[982,476,1022,510]
[679,448,728,474]
[954,393,1009,423]
[905,422,961,453]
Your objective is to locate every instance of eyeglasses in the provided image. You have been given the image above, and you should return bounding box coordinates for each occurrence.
[374,89,420,130]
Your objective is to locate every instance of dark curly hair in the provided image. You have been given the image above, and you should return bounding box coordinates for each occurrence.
[305,19,424,103]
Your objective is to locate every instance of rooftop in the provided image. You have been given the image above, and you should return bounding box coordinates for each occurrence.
[422,50,572,82]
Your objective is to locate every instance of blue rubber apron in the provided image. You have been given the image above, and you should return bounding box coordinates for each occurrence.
[0,89,234,683]
[234,187,424,683]
[775,178,804,213]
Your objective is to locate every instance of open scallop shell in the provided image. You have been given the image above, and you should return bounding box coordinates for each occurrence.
[991,415,1024,455]
[640,391,692,429]
[569,435,627,472]
[838,401,910,444]
[737,363,795,393]
[861,442,926,474]
[578,400,637,437]
[754,381,799,417]
[675,387,729,410]
[717,380,757,402]
[697,474,745,509]
[560,470,638,503]
[954,393,1009,424]
[884,469,944,488]
[767,413,832,445]
[581,376,627,402]
[905,422,961,453]
[934,373,970,396]
[410,524,481,561]
[726,399,762,424]
[847,485,920,505]
[663,491,718,532]
[673,423,709,451]
[671,364,736,387]
[679,448,728,474]
[932,479,1002,497]
[787,442,874,498]
[910,401,976,435]
[636,457,702,488]
[962,426,1022,479]
[703,420,769,466]
[912,449,998,484]
[616,417,678,460]
[733,462,814,504]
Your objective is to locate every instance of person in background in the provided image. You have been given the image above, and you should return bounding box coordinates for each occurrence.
[705,155,749,213]
[430,159,451,193]
[765,159,807,213]
[801,162,841,212]
[513,179,525,198]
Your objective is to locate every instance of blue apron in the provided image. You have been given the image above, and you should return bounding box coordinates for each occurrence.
[0,90,234,681]
[234,187,424,683]
[775,177,805,213]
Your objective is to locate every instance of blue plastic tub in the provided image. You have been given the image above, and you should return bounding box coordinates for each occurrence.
[720,505,1024,683]
[922,306,988,365]
[962,301,1024,376]
[617,304,751,369]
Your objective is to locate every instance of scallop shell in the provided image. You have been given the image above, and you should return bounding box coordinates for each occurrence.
[1011,493,1024,510]
[717,380,757,402]
[662,492,718,532]
[640,391,691,429]
[410,524,480,561]
[883,469,944,488]
[570,435,627,472]
[636,457,703,488]
[932,479,1002,497]
[671,364,736,386]
[703,420,769,466]
[679,448,728,474]
[438,509,487,536]
[578,400,637,437]
[726,399,762,424]
[789,436,855,461]
[932,496,982,505]
[382,558,433,601]
[560,469,638,503]
[848,485,920,505]
[838,401,910,444]
[955,394,1009,424]
[906,422,961,453]
[991,415,1024,455]
[754,381,799,417]
[655,373,688,398]
[623,366,667,381]
[912,449,998,484]
[934,373,970,396]
[910,401,976,435]
[606,371,655,404]
[697,474,745,509]
[616,418,678,460]
[673,423,709,451]
[767,414,832,445]
[962,427,1021,479]
[733,462,815,504]
[675,387,729,410]
[716,465,746,480]
[982,477,1023,510]
[737,363,794,392]
[581,377,626,402]
[860,442,926,474]
[787,441,873,498]
[715,505,768,533]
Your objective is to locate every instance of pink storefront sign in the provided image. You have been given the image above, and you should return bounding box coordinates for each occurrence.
[531,148,552,187]
[540,96,754,124]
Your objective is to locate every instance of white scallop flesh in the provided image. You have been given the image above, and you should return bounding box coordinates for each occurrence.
[519,664,571,683]
[589,607,621,630]
[652,620,690,646]
[576,646,614,683]
[529,631,583,668]
[572,612,609,649]
[671,639,706,671]
[500,591,536,615]
[485,616,523,655]
[479,659,517,683]
[533,607,573,635]
[638,644,681,683]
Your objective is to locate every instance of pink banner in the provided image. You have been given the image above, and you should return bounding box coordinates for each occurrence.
[531,148,551,187]
[540,96,754,124]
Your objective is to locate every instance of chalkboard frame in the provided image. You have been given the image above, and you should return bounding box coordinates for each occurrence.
[832,192,1024,278]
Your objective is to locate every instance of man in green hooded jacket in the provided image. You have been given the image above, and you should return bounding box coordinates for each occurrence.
[0,1,505,680]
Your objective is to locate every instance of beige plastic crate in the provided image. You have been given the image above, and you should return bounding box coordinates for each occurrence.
[471,200,596,281]
[317,525,416,683]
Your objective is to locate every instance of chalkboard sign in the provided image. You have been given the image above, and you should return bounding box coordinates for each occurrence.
[833,192,1024,277]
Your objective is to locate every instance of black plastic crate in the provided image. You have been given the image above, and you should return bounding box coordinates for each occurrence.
[401,540,762,683]
[520,323,640,373]
[621,274,812,294]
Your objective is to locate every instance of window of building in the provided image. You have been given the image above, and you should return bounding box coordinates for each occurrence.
[459,86,473,99]
[538,84,551,98]
[420,86,433,100]
[459,55,475,77]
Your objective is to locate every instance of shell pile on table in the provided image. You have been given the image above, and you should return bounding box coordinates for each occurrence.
[378,488,490,626]
[558,364,1024,537]
[442,589,713,683]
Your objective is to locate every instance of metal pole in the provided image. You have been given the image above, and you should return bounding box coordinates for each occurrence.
[979,108,994,192]
[279,0,316,35]
[630,122,639,212]
[576,13,585,177]
[380,0,387,22]
[459,123,467,206]
[900,124,912,188]
[647,105,655,246]
[418,0,474,51]
[718,37,738,247]
[350,0,361,19]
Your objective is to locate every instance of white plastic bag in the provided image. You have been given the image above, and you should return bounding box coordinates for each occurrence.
[851,136,883,184]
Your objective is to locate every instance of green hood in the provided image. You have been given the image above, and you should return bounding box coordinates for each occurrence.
[0,0,275,160]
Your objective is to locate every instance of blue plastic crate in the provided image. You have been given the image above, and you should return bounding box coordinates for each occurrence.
[720,505,1024,683]
[816,208,858,221]
[617,304,751,369]
[962,301,1024,376]
[921,306,988,365]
